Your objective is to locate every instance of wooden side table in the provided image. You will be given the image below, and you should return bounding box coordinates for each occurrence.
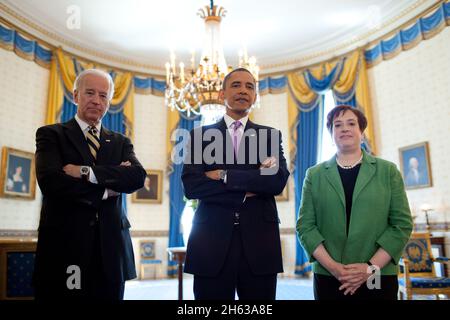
[167,247,186,300]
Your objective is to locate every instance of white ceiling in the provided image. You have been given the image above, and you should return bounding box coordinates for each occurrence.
[0,0,438,75]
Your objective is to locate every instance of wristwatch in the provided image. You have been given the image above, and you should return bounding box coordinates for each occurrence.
[367,260,376,274]
[219,170,227,182]
[80,166,90,181]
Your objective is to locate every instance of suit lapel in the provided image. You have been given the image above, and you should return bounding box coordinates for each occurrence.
[324,157,345,207]
[96,127,114,165]
[241,120,258,165]
[63,118,94,165]
[216,117,258,166]
[352,151,376,205]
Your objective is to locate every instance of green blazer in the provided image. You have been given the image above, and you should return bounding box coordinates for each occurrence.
[296,151,413,276]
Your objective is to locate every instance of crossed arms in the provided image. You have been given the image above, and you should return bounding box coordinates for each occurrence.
[35,126,146,208]
[181,128,289,207]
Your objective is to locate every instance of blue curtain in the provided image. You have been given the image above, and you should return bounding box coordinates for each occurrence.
[61,97,77,123]
[292,65,343,276]
[0,24,52,68]
[294,97,322,276]
[133,77,166,95]
[305,65,342,93]
[259,76,287,95]
[364,1,449,67]
[167,114,201,276]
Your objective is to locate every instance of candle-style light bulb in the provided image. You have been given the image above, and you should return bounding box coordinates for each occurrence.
[170,51,176,75]
[165,62,171,84]
[190,50,195,70]
[180,62,185,83]
[238,50,243,67]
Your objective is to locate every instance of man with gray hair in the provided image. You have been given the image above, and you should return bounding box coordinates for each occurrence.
[33,69,146,300]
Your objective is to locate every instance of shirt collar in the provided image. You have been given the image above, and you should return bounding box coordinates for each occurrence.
[223,113,248,130]
[75,114,102,134]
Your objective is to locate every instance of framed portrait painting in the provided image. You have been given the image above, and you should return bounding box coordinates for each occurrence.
[132,169,163,204]
[0,147,36,199]
[399,142,432,190]
[140,240,156,259]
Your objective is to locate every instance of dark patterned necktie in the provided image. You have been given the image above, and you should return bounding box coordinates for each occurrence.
[86,126,100,161]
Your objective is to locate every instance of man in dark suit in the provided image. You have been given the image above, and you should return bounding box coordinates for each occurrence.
[33,69,146,300]
[182,68,289,300]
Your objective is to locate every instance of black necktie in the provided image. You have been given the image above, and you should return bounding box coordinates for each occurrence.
[86,126,100,161]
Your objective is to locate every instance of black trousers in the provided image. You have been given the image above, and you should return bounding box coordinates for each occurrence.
[313,273,398,300]
[193,225,277,300]
[34,223,124,301]
[84,223,125,300]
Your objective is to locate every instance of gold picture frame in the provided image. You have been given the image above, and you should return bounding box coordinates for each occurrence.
[140,240,156,259]
[132,169,163,204]
[0,147,36,200]
[399,142,432,190]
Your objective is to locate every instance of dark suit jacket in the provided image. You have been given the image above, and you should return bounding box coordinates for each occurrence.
[33,118,146,291]
[182,118,289,277]
[297,151,413,276]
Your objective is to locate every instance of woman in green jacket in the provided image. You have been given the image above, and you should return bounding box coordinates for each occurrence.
[297,105,413,300]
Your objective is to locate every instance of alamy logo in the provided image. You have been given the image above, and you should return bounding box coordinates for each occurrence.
[366,265,381,290]
[171,125,281,175]
[66,5,81,30]
[66,265,81,290]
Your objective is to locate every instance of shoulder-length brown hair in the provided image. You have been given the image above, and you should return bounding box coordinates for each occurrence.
[326,105,367,134]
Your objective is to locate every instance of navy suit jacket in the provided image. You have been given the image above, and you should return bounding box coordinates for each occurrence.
[182,118,289,276]
[33,118,146,290]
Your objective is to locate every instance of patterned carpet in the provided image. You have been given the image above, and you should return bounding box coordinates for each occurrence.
[124,276,314,300]
[124,275,449,300]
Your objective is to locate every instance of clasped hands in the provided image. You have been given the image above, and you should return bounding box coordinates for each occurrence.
[63,161,131,198]
[331,262,374,295]
[204,157,276,198]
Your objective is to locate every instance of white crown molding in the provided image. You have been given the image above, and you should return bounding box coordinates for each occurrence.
[0,1,165,77]
[260,0,439,75]
[0,0,441,76]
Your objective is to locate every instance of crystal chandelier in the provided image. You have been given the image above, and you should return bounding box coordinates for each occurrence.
[164,1,260,118]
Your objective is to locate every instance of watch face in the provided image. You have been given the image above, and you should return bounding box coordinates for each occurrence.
[81,167,89,175]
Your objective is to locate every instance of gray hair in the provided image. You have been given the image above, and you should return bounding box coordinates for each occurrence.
[73,69,115,101]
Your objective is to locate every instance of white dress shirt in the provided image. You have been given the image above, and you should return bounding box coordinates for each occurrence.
[222,114,249,202]
[75,114,108,199]
[223,113,248,150]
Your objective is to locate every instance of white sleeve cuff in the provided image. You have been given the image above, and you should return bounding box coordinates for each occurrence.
[102,189,108,200]
[89,167,98,184]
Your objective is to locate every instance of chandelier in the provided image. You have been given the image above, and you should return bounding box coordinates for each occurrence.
[164,1,260,118]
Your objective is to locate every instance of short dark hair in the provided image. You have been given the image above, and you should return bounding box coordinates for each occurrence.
[326,105,367,134]
[222,67,255,90]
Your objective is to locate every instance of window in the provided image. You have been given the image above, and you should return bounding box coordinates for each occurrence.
[181,105,226,245]
[319,91,337,163]
[181,203,195,246]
